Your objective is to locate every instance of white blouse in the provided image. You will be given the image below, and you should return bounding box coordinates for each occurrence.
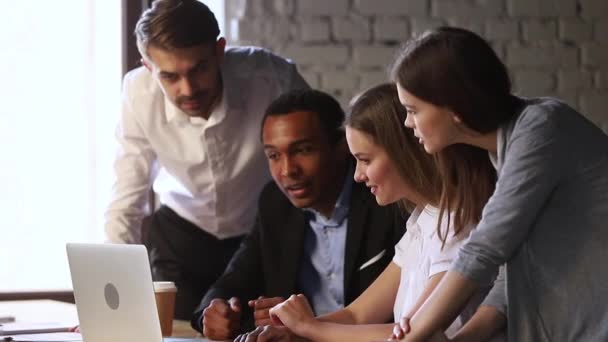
[392,205,475,337]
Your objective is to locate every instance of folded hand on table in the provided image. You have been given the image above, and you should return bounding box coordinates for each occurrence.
[249,297,285,327]
[268,294,316,336]
[202,297,242,340]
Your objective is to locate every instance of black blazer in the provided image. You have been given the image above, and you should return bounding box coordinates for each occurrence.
[192,180,406,332]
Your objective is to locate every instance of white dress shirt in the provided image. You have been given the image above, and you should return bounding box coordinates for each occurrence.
[105,46,309,243]
[392,206,475,337]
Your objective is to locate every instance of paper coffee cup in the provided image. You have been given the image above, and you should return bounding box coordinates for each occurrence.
[153,281,177,337]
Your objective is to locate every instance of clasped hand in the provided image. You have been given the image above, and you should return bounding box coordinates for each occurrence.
[202,296,285,340]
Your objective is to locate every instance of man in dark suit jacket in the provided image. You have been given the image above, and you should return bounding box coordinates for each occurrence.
[191,89,405,340]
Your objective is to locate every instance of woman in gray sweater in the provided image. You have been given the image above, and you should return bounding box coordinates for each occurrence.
[391,27,608,342]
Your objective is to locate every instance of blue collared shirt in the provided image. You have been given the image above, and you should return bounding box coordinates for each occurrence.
[297,167,353,315]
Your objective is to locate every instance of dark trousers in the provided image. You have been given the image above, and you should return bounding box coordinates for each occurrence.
[144,205,243,320]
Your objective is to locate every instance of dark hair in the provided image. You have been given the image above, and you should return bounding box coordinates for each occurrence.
[345,83,441,212]
[391,27,500,245]
[391,26,520,133]
[135,0,220,57]
[262,89,345,144]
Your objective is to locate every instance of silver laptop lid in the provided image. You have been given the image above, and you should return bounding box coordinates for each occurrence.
[66,243,163,342]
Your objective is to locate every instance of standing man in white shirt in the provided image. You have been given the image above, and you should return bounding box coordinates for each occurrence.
[104,0,309,319]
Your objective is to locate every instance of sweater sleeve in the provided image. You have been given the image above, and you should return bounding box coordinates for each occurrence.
[481,265,507,315]
[451,103,567,285]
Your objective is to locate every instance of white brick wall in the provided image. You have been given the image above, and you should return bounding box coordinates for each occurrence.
[446,17,486,35]
[559,19,593,42]
[522,20,557,41]
[513,70,555,96]
[332,16,371,42]
[355,0,428,16]
[558,70,593,91]
[485,20,519,40]
[595,20,608,41]
[298,19,331,43]
[352,45,399,68]
[581,44,608,67]
[507,46,578,69]
[297,0,348,16]
[508,0,577,17]
[596,70,608,89]
[374,17,410,42]
[580,0,608,19]
[227,0,608,133]
[432,0,504,19]
[321,71,359,93]
[359,70,390,91]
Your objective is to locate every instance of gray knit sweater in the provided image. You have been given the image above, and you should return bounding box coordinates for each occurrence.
[452,97,608,341]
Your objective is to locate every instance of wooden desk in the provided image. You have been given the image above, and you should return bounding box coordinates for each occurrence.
[0,300,204,339]
[171,319,201,338]
[0,300,78,326]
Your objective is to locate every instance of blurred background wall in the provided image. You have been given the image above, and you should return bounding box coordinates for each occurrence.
[226,0,608,132]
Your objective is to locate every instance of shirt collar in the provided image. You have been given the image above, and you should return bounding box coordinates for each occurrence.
[489,98,525,174]
[416,205,439,231]
[488,126,503,172]
[304,163,354,227]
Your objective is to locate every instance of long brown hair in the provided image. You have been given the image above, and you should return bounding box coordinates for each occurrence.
[390,27,503,245]
[345,83,442,212]
[434,145,496,246]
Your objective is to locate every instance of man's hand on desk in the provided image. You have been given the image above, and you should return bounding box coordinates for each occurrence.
[202,297,241,340]
[248,297,285,327]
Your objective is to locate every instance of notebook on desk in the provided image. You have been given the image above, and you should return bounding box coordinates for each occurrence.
[66,243,205,342]
[0,322,71,336]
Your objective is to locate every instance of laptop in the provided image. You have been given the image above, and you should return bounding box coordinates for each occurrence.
[66,243,205,342]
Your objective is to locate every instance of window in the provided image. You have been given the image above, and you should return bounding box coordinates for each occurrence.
[0,1,122,291]
[0,0,226,293]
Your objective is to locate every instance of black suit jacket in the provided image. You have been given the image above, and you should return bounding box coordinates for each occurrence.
[192,180,406,333]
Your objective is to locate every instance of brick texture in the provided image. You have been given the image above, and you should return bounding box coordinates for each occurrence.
[226,0,608,132]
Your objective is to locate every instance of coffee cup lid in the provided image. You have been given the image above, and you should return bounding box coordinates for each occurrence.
[153,281,177,292]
